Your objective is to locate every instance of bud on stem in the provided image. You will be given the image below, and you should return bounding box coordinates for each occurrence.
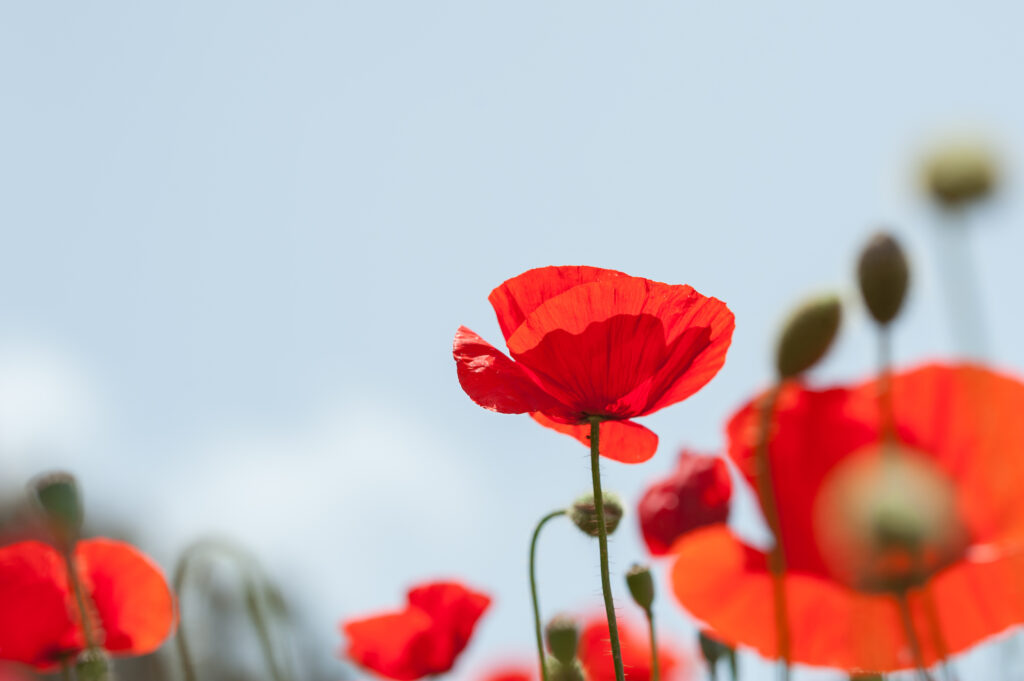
[857,232,909,326]
[775,295,842,379]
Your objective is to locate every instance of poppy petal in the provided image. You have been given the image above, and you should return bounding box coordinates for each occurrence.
[507,278,732,417]
[488,266,627,341]
[0,541,79,668]
[343,609,435,681]
[671,525,1024,672]
[75,539,176,657]
[530,414,658,463]
[578,616,681,681]
[406,581,491,673]
[453,327,568,415]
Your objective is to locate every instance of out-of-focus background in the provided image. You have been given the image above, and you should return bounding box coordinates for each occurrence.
[2,2,1024,680]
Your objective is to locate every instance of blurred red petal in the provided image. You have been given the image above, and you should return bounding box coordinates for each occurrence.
[343,610,436,681]
[0,541,79,668]
[671,524,1024,672]
[638,451,731,555]
[76,539,176,656]
[578,616,681,681]
[531,414,658,463]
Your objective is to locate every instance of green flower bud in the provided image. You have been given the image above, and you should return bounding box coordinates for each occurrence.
[857,232,909,326]
[31,471,83,548]
[923,140,998,208]
[625,563,654,611]
[570,492,623,537]
[547,659,586,681]
[545,615,579,664]
[75,649,111,681]
[775,295,842,379]
[699,631,738,680]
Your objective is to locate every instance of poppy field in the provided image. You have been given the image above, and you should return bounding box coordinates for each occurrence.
[4,4,1024,681]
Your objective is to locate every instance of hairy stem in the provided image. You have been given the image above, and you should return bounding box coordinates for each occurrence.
[530,509,566,681]
[589,417,625,681]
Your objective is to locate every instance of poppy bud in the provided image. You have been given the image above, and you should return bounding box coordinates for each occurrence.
[813,444,967,593]
[699,631,737,680]
[545,615,579,664]
[75,649,111,681]
[625,564,654,611]
[923,140,998,208]
[31,471,83,549]
[857,232,909,326]
[775,295,842,379]
[547,659,586,681]
[570,493,623,537]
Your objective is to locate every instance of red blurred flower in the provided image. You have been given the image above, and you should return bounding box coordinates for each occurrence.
[638,451,732,555]
[671,364,1024,671]
[342,580,491,680]
[0,538,176,669]
[454,266,734,463]
[578,616,684,681]
[476,664,535,681]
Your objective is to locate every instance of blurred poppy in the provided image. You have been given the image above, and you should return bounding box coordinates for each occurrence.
[454,266,734,463]
[638,450,732,555]
[578,616,684,681]
[342,580,491,680]
[671,364,1024,671]
[0,538,176,669]
[477,664,535,681]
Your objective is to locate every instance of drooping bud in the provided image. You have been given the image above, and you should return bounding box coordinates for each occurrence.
[625,564,654,611]
[570,493,623,537]
[547,659,586,681]
[922,140,999,208]
[31,471,83,549]
[75,649,111,681]
[775,294,842,379]
[857,232,909,326]
[545,615,579,664]
[813,443,967,593]
[699,631,738,681]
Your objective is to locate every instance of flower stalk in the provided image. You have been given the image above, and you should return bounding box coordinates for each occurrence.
[896,592,935,681]
[588,417,626,681]
[530,509,566,681]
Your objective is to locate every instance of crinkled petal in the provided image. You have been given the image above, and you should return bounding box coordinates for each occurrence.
[507,278,732,418]
[453,327,568,415]
[0,541,78,668]
[530,414,658,463]
[488,266,627,341]
[671,525,1024,672]
[76,539,176,656]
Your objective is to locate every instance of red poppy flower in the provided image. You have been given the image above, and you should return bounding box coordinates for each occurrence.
[0,538,176,669]
[342,580,491,680]
[578,616,684,681]
[454,266,734,463]
[638,450,732,555]
[670,364,1024,672]
[477,664,535,681]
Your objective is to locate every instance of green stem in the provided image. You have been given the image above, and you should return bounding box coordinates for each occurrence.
[530,509,566,681]
[589,417,625,681]
[896,592,934,681]
[63,550,101,651]
[174,540,290,681]
[61,661,73,681]
[753,386,791,681]
[644,607,660,681]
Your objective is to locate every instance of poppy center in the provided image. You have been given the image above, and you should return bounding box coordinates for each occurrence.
[811,443,970,593]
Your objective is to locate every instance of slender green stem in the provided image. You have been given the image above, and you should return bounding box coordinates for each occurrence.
[644,607,660,681]
[63,550,101,650]
[174,540,290,681]
[530,509,566,681]
[896,592,934,681]
[753,386,791,681]
[61,661,73,681]
[589,417,625,681]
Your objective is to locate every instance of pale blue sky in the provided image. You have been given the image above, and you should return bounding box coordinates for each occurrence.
[3,2,1024,680]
